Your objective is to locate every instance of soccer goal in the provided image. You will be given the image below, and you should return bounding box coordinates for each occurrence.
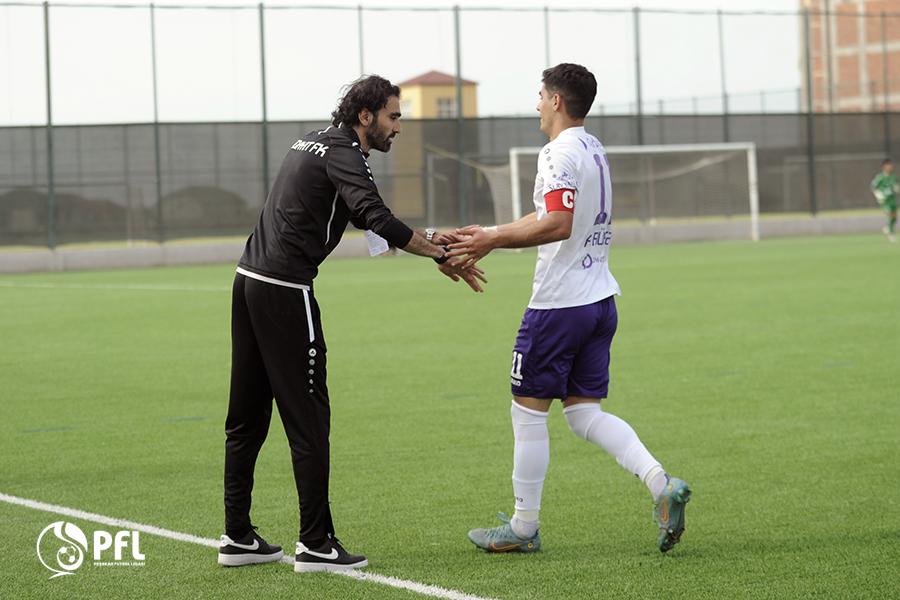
[509,142,760,241]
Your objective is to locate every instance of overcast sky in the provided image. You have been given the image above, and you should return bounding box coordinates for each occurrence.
[0,0,803,125]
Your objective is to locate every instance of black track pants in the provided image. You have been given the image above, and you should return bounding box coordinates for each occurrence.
[224,273,334,546]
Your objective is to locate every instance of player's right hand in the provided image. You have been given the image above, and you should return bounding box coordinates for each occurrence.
[447,225,497,268]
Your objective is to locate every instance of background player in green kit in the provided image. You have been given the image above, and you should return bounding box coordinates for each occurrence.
[870,158,898,242]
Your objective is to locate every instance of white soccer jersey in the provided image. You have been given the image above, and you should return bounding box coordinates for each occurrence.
[528,126,621,309]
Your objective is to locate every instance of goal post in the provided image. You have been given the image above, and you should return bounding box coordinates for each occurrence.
[509,142,760,241]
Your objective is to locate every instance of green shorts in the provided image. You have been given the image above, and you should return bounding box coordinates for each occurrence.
[882,197,898,212]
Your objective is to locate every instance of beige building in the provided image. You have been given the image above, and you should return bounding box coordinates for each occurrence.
[383,71,478,222]
[802,0,900,111]
[397,70,478,118]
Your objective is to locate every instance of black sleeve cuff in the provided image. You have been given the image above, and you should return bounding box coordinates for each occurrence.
[376,217,414,249]
[433,246,450,264]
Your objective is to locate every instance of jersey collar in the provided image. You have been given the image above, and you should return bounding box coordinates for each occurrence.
[339,124,370,158]
[558,125,586,138]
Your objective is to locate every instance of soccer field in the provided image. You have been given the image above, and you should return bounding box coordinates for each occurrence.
[1,234,898,599]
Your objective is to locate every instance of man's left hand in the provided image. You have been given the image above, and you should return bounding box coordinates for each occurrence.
[437,258,487,293]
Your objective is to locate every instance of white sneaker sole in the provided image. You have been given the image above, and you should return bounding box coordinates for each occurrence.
[218,549,284,567]
[294,558,368,572]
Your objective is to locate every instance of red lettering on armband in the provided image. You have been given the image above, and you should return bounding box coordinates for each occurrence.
[544,188,576,213]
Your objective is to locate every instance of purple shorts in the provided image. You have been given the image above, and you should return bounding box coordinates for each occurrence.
[510,296,617,400]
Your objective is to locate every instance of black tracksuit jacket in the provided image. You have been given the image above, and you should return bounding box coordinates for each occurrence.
[238,124,414,285]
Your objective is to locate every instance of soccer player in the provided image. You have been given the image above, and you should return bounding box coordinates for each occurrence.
[218,75,485,572]
[870,158,898,242]
[450,64,691,554]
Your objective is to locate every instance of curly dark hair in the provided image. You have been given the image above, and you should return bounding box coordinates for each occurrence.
[331,75,401,128]
[542,63,597,120]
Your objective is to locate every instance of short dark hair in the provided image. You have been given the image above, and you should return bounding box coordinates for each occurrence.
[331,75,401,128]
[883,157,893,166]
[542,63,597,120]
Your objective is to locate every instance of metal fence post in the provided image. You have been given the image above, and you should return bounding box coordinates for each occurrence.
[632,6,644,144]
[42,1,55,249]
[543,6,550,67]
[150,3,164,242]
[882,11,891,158]
[357,5,364,75]
[31,127,38,186]
[825,0,835,111]
[717,9,730,142]
[454,5,465,225]
[123,125,133,243]
[803,7,818,215]
[258,2,270,201]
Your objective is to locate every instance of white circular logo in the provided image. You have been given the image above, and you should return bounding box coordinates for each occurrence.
[37,521,88,579]
[308,348,317,357]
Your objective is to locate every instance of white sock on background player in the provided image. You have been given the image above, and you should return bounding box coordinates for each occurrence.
[510,401,549,539]
[563,403,668,501]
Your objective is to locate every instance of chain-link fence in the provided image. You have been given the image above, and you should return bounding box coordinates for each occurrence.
[1,2,898,247]
[3,111,897,246]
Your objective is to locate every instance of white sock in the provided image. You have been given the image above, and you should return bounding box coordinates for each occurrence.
[645,465,669,502]
[510,401,549,538]
[563,403,667,501]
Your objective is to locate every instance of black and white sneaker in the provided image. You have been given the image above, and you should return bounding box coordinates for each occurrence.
[218,529,284,567]
[294,537,368,572]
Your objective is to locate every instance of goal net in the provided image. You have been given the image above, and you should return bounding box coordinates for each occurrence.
[508,142,760,241]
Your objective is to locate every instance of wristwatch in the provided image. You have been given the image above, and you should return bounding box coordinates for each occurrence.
[425,228,437,242]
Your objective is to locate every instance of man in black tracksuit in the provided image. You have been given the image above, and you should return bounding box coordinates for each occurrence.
[217,76,485,573]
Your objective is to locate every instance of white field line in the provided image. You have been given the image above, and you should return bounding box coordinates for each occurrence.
[0,492,496,600]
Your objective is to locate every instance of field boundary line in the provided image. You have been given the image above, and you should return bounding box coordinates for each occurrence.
[0,491,497,600]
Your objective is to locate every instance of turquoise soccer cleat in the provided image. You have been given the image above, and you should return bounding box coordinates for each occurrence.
[654,477,692,553]
[467,512,541,553]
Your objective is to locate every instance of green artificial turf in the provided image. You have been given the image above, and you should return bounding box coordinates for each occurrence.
[1,234,898,599]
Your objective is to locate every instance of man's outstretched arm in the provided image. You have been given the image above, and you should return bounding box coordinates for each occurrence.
[400,231,447,259]
[447,211,574,265]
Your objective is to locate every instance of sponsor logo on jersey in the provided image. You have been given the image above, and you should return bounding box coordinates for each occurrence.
[581,253,608,270]
[581,254,593,270]
[584,230,612,248]
[291,140,329,157]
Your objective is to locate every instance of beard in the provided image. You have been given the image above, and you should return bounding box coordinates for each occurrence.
[365,121,394,153]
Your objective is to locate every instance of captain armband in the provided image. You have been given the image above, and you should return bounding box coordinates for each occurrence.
[544,188,577,213]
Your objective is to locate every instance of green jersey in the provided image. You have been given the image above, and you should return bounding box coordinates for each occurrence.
[870,172,898,201]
